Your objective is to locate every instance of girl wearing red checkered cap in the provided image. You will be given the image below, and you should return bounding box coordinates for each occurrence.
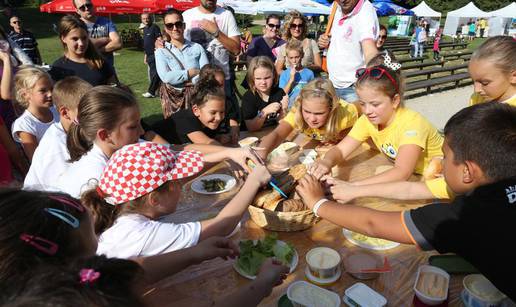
[82,142,272,260]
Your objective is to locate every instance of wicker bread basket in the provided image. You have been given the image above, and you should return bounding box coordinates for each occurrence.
[247,164,320,232]
[248,203,320,232]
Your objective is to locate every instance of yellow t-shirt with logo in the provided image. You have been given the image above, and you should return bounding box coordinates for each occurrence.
[282,99,358,144]
[469,93,516,107]
[425,177,454,200]
[348,107,443,175]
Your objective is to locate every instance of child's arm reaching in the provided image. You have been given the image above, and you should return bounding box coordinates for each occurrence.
[212,259,289,307]
[133,236,239,286]
[0,50,13,100]
[17,132,38,161]
[199,164,271,240]
[309,136,362,179]
[186,131,222,146]
[256,121,294,160]
[324,177,435,203]
[296,174,414,244]
[352,144,422,185]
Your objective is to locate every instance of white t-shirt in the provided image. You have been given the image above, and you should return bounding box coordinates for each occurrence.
[97,213,201,258]
[54,143,109,199]
[183,6,240,80]
[11,107,60,143]
[327,0,379,89]
[23,122,69,191]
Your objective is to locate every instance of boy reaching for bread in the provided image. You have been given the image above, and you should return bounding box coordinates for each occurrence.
[296,103,516,300]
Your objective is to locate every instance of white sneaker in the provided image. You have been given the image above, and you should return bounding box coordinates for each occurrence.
[142,92,155,98]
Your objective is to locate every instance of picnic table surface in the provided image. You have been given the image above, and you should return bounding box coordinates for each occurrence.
[142,132,469,307]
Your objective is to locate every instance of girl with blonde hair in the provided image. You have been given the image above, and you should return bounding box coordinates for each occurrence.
[258,78,358,158]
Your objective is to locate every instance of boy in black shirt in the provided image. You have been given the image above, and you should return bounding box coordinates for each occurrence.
[296,103,516,300]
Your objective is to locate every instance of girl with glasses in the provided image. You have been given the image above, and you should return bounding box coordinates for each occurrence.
[309,53,443,185]
[274,10,321,75]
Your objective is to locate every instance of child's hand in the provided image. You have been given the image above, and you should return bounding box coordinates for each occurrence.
[308,159,332,179]
[0,50,11,62]
[323,176,357,203]
[193,236,239,263]
[296,174,326,209]
[248,163,271,187]
[262,102,281,116]
[280,95,289,113]
[255,259,289,288]
[227,147,261,173]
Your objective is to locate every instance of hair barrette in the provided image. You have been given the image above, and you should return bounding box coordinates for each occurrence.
[20,233,59,255]
[48,195,85,212]
[72,118,80,126]
[79,268,101,285]
[96,186,105,198]
[44,208,80,228]
[383,53,402,71]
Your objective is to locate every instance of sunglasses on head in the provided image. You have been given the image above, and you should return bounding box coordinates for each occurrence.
[290,23,304,29]
[165,21,184,30]
[78,2,93,11]
[356,67,398,92]
[267,23,280,29]
[11,20,20,24]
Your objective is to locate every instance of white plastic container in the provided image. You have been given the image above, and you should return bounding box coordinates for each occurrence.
[343,282,387,307]
[287,280,340,307]
[306,247,341,280]
[461,274,506,307]
[413,265,450,305]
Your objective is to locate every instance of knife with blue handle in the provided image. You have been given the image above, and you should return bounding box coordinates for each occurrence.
[248,147,289,199]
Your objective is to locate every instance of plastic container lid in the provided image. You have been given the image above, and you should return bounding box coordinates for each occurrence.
[287,280,341,307]
[344,283,387,307]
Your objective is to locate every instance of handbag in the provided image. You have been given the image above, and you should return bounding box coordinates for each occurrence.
[159,46,193,118]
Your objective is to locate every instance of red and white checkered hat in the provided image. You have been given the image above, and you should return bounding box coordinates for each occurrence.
[98,142,204,205]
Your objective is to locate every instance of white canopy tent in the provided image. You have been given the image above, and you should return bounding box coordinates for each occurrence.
[487,2,516,36]
[411,1,441,18]
[443,2,491,35]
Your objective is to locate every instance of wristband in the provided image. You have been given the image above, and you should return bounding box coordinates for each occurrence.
[312,198,328,217]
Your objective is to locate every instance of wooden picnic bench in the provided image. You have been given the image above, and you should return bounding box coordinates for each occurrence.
[402,60,446,70]
[405,72,471,97]
[402,63,469,80]
[389,42,468,53]
[398,51,472,65]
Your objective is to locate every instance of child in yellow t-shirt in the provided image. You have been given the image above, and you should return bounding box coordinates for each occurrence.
[310,53,443,186]
[468,36,516,107]
[257,78,358,158]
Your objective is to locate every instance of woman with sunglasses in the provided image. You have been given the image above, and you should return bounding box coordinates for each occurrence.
[49,15,117,86]
[274,11,321,75]
[155,9,208,97]
[309,53,443,185]
[246,14,285,62]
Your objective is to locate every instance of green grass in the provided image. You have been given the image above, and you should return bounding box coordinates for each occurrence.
[13,7,485,123]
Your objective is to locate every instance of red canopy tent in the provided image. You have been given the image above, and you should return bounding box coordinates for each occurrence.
[39,0,199,14]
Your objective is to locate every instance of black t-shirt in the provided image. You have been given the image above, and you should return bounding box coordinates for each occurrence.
[240,87,285,131]
[143,24,161,56]
[404,176,516,300]
[49,56,114,86]
[151,108,218,144]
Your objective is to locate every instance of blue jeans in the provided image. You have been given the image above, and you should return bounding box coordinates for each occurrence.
[414,42,425,57]
[335,86,358,102]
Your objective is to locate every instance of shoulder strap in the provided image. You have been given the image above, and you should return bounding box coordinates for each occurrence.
[162,44,186,70]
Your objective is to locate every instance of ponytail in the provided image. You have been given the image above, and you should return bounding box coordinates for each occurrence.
[66,86,138,162]
[81,188,122,235]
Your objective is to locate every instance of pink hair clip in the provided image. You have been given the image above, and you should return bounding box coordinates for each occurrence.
[79,268,101,285]
[48,195,84,212]
[20,233,59,255]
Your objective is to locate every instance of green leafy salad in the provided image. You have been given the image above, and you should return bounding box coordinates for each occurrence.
[236,233,295,276]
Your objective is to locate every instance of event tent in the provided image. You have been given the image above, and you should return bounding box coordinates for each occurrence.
[411,1,441,17]
[487,2,516,36]
[40,0,199,14]
[443,2,490,35]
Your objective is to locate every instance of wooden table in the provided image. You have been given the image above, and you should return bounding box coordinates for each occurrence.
[144,138,468,307]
